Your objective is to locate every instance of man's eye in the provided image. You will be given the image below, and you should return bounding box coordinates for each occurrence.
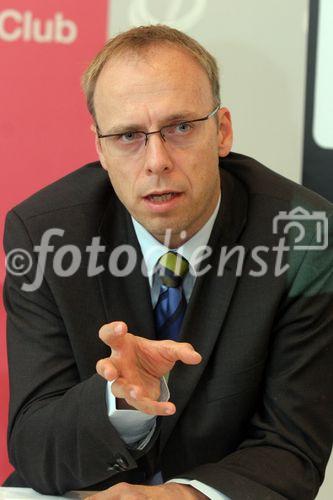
[118,131,142,143]
[175,122,193,133]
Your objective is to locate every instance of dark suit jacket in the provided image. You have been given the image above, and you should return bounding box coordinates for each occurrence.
[3,153,333,499]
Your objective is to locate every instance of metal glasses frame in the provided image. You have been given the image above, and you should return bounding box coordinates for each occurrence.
[97,104,220,145]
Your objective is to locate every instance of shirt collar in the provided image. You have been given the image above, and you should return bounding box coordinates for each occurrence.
[131,195,221,285]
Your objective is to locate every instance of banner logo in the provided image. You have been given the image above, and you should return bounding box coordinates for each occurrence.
[128,0,207,31]
[0,9,78,44]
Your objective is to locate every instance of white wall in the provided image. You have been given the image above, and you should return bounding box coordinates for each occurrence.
[108,0,309,183]
[108,2,332,498]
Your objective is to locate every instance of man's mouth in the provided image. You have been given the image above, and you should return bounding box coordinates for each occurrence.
[144,192,181,203]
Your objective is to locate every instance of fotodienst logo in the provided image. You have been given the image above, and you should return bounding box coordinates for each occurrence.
[272,206,329,250]
[4,207,330,292]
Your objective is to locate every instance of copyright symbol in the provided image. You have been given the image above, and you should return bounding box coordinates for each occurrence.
[5,249,33,276]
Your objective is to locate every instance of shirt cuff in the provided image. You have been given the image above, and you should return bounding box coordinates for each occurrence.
[106,377,170,447]
[166,478,231,500]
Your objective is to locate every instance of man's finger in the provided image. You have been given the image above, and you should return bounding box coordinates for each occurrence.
[112,382,176,416]
[126,391,176,416]
[96,357,119,381]
[156,340,202,365]
[99,321,128,348]
[110,377,129,399]
[176,343,202,364]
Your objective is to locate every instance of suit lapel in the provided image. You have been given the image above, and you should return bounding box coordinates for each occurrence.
[97,192,156,341]
[159,166,249,452]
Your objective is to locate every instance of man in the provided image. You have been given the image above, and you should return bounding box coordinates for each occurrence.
[3,25,333,500]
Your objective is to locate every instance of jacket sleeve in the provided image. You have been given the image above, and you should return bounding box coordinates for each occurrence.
[176,214,333,500]
[3,209,157,495]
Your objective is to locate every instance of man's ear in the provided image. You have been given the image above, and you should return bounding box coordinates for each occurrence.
[91,123,108,171]
[217,107,233,157]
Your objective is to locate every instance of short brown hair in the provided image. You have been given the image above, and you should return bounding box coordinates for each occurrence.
[82,24,221,118]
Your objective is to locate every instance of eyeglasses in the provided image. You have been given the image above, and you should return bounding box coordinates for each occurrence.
[96,104,220,158]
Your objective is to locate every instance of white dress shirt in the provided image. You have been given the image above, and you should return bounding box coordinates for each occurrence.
[105,196,231,499]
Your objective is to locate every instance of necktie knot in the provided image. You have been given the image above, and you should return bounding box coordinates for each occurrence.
[157,252,189,288]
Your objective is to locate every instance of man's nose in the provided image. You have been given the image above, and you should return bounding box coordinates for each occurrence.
[143,133,174,175]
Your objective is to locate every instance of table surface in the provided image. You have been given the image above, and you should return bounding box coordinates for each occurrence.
[0,488,96,499]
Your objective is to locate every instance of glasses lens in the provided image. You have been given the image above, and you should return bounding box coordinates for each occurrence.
[103,132,146,158]
[161,122,200,148]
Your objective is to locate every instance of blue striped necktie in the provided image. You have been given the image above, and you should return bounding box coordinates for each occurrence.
[154,252,189,341]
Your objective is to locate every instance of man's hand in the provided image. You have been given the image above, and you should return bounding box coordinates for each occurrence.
[96,321,202,416]
[86,482,208,499]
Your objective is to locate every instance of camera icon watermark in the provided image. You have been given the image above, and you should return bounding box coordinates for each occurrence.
[272,206,328,250]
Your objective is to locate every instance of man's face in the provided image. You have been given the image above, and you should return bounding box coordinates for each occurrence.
[93,45,233,247]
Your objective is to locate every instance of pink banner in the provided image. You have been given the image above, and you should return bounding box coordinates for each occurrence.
[0,0,108,482]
